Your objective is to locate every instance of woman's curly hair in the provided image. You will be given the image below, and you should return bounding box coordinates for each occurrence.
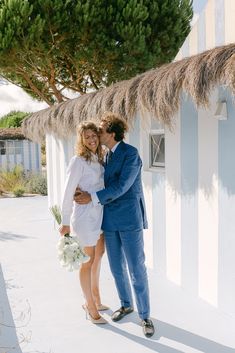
[75,121,104,164]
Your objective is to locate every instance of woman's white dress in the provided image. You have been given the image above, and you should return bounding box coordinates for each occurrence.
[61,154,104,247]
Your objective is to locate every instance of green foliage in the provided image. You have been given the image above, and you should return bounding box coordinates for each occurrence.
[0,165,25,192]
[0,166,47,196]
[0,0,193,104]
[0,111,28,127]
[12,185,25,197]
[41,142,46,167]
[50,204,62,225]
[25,173,47,195]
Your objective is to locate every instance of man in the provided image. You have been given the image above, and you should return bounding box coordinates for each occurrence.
[75,112,155,337]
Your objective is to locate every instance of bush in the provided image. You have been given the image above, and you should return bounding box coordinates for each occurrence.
[41,142,46,167]
[0,165,25,192]
[26,173,47,195]
[13,186,25,197]
[0,167,47,196]
[41,153,46,167]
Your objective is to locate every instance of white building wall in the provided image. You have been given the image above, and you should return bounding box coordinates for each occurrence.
[197,92,219,307]
[46,134,76,207]
[176,0,235,61]
[0,139,41,172]
[136,87,235,316]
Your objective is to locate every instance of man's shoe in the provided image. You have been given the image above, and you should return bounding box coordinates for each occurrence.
[111,306,134,322]
[141,319,155,338]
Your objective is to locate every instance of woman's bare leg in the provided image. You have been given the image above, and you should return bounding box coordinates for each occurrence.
[79,246,100,319]
[91,234,105,307]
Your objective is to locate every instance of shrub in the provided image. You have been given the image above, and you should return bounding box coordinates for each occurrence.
[0,165,25,192]
[0,167,47,196]
[41,142,46,167]
[26,173,47,195]
[41,153,46,167]
[13,186,25,197]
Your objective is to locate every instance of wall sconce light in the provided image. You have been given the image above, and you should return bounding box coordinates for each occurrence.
[214,100,227,120]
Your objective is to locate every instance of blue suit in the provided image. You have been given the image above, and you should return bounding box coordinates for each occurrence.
[97,141,150,320]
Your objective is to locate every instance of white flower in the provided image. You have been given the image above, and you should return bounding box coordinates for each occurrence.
[56,235,90,271]
[50,205,90,271]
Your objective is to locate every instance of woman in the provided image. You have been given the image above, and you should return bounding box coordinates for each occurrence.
[59,121,108,324]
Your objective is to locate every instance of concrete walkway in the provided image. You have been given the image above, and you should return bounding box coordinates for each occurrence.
[0,196,235,353]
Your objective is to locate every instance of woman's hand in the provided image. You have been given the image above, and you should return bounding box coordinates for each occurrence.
[59,225,70,236]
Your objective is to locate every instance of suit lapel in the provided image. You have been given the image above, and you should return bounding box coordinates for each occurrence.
[104,141,125,183]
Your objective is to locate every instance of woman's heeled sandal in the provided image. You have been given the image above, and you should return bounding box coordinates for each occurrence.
[82,304,107,324]
[96,304,110,311]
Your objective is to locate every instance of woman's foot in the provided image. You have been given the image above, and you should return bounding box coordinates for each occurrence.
[82,304,107,324]
[83,302,110,311]
[96,303,110,311]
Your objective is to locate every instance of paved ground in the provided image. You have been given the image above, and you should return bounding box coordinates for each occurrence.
[0,196,235,353]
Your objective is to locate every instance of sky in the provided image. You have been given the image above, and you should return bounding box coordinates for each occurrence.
[193,0,207,13]
[0,81,48,117]
[0,0,208,118]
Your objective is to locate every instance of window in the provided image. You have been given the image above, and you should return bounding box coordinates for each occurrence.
[0,141,6,155]
[150,131,165,168]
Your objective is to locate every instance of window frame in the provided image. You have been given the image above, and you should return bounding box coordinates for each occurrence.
[149,129,165,169]
[0,140,6,155]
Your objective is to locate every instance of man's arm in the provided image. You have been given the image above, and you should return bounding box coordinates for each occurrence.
[97,150,141,204]
[74,149,141,205]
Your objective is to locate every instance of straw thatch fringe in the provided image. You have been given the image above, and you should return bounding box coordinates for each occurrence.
[22,43,235,142]
[0,127,25,140]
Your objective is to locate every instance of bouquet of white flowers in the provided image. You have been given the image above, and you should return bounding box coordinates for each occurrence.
[50,205,90,271]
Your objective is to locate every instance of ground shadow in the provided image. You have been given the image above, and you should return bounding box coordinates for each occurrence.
[104,315,235,353]
[0,231,34,242]
[0,264,23,353]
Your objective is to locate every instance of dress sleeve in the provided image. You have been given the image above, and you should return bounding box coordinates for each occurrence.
[61,156,83,225]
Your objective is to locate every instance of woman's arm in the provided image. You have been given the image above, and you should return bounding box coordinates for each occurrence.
[61,156,83,226]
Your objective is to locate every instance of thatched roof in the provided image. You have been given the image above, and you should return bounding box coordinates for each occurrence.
[0,128,25,140]
[22,43,235,142]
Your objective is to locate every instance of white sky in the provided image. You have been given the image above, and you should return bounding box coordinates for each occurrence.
[0,82,48,117]
[0,0,208,119]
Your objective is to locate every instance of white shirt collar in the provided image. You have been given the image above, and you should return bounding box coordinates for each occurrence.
[111,141,121,153]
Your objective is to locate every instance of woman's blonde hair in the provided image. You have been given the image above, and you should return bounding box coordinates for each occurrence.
[75,121,104,163]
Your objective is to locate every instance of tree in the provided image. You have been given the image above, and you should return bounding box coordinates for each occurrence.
[0,111,28,127]
[0,0,193,105]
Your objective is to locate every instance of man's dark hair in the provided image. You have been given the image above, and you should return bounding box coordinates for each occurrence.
[100,112,128,141]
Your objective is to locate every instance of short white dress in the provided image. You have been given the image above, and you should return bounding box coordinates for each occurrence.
[61,154,104,247]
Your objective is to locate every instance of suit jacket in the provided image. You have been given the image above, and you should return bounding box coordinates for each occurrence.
[97,141,148,231]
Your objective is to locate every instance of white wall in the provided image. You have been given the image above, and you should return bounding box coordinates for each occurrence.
[46,134,76,207]
[0,139,41,172]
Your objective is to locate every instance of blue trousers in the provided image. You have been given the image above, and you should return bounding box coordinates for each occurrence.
[104,230,150,320]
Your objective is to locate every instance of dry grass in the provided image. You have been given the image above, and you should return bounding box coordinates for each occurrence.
[22,43,235,142]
